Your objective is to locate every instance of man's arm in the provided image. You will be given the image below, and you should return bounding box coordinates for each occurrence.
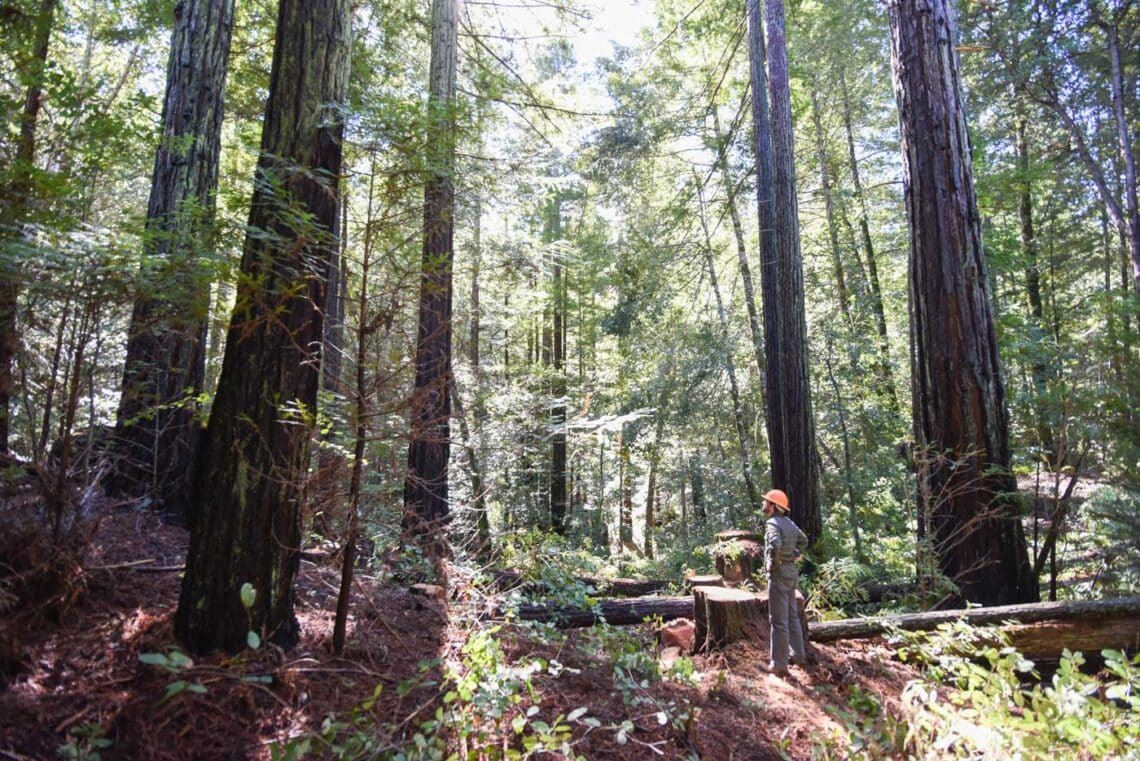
[765,518,782,572]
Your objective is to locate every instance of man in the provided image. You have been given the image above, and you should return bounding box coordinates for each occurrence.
[763,488,809,677]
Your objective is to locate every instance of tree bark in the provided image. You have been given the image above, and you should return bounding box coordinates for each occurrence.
[808,596,1140,659]
[694,586,764,651]
[549,191,568,534]
[887,0,1036,605]
[111,0,235,516]
[404,0,459,543]
[175,0,352,654]
[746,0,785,492]
[764,0,821,542]
[513,595,695,628]
[0,0,58,454]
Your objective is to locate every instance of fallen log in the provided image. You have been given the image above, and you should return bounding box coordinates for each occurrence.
[513,595,693,627]
[809,596,1140,659]
[491,570,670,598]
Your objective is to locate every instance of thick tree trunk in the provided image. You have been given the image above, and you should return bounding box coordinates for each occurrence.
[694,586,764,651]
[111,0,235,515]
[809,596,1140,659]
[887,0,1036,605]
[404,0,459,542]
[764,0,821,542]
[175,0,351,654]
[746,0,785,492]
[0,0,58,454]
[514,595,695,628]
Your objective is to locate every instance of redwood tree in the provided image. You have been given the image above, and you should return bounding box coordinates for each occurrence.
[759,0,821,542]
[110,0,235,514]
[888,0,1036,605]
[175,0,352,653]
[404,0,459,541]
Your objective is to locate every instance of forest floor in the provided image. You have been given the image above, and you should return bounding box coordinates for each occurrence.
[1,502,920,760]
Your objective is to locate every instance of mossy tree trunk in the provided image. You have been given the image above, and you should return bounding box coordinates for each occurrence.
[175,0,352,654]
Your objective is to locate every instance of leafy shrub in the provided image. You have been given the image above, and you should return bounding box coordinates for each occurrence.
[894,622,1140,759]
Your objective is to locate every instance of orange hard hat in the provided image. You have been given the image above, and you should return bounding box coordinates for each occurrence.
[763,489,789,511]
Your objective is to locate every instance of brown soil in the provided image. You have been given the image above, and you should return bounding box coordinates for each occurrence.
[0,504,917,760]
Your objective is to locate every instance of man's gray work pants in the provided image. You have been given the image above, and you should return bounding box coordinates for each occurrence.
[768,570,805,670]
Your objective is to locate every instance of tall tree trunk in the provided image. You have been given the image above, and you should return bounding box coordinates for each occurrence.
[690,455,706,525]
[887,0,1036,605]
[111,0,236,516]
[0,0,58,454]
[333,164,375,655]
[808,79,852,326]
[404,0,459,543]
[1014,113,1055,462]
[697,182,763,515]
[1098,12,1140,294]
[619,430,632,546]
[838,68,899,412]
[548,191,568,533]
[764,0,821,542]
[644,379,671,559]
[175,0,352,654]
[746,0,785,493]
[711,106,767,398]
[824,341,863,561]
[452,371,489,557]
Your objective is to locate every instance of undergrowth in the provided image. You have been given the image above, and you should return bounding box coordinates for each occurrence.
[818,619,1140,760]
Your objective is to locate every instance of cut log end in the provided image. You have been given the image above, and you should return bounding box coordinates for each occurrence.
[694,586,764,651]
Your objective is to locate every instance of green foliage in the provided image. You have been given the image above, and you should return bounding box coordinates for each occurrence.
[894,623,1140,759]
[803,557,873,614]
[1054,486,1140,598]
[57,721,112,761]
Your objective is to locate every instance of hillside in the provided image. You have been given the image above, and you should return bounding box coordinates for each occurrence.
[1,504,917,760]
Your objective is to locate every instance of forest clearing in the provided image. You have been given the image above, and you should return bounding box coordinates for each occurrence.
[2,0,1139,757]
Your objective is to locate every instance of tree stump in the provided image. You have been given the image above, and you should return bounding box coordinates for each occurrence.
[693,586,764,651]
[713,530,763,583]
[685,574,725,591]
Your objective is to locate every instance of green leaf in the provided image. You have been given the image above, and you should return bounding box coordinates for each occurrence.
[187,683,208,694]
[167,651,193,669]
[139,653,170,667]
[247,631,261,650]
[163,680,189,701]
[240,583,257,609]
[567,706,588,722]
